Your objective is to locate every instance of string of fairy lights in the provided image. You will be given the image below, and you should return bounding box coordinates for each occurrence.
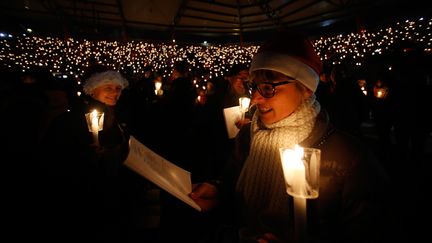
[0,16,430,81]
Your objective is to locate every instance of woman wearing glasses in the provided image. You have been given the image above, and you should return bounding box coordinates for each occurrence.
[190,32,395,243]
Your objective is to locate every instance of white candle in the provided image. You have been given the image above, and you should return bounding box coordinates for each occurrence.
[155,81,162,90]
[281,145,306,197]
[239,97,250,120]
[91,109,99,133]
[281,145,307,243]
[155,81,162,96]
[377,90,383,98]
[85,109,104,146]
[90,109,100,146]
[239,97,250,112]
[294,197,307,243]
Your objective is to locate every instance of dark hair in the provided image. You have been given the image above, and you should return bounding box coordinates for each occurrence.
[24,66,58,88]
[143,65,153,72]
[227,63,250,77]
[174,61,189,75]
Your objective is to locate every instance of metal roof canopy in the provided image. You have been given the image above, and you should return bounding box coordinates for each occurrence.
[0,0,429,43]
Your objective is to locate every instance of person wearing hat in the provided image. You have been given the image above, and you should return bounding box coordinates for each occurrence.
[190,32,395,242]
[37,68,141,242]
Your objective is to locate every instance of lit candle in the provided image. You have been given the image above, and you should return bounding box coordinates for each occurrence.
[281,145,306,196]
[281,145,307,243]
[377,90,383,98]
[91,109,99,133]
[293,197,307,243]
[239,97,250,120]
[85,109,104,146]
[155,81,162,96]
[91,109,100,145]
[155,81,162,90]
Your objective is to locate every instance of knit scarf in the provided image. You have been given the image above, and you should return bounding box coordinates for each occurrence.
[235,95,320,220]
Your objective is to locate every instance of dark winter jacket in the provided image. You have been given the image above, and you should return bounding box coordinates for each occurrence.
[36,96,131,242]
[219,110,394,243]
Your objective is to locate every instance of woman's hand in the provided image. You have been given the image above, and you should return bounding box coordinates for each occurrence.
[189,182,219,212]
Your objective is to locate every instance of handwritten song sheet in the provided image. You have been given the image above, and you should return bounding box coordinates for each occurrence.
[124,136,201,211]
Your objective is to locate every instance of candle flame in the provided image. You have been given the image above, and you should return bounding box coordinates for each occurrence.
[91,109,99,132]
[280,145,321,199]
[377,90,382,97]
[282,145,304,169]
[91,109,98,118]
[239,97,250,112]
[281,145,307,197]
[155,81,162,90]
[294,144,304,158]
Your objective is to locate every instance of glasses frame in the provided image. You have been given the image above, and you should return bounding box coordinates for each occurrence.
[248,80,295,98]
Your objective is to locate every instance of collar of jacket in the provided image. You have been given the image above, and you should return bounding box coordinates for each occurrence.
[300,109,335,149]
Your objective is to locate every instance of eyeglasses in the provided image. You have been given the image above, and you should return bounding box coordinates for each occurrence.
[247,80,295,98]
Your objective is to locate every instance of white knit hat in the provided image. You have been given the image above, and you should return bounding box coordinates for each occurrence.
[250,32,322,92]
[83,70,129,95]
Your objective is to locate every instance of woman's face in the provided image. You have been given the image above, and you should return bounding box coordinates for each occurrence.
[91,83,123,106]
[251,71,311,125]
[230,70,249,96]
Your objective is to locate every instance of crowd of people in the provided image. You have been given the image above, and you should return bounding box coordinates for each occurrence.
[1,30,431,243]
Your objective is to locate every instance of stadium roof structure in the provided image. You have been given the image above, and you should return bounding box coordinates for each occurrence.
[0,0,429,43]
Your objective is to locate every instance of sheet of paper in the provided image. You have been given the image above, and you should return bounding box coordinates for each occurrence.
[223,105,242,139]
[124,136,201,211]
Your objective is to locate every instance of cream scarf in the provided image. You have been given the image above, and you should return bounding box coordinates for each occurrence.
[235,95,320,218]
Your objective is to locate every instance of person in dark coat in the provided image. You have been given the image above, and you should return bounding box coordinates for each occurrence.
[36,69,144,242]
[201,63,251,180]
[190,32,396,243]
